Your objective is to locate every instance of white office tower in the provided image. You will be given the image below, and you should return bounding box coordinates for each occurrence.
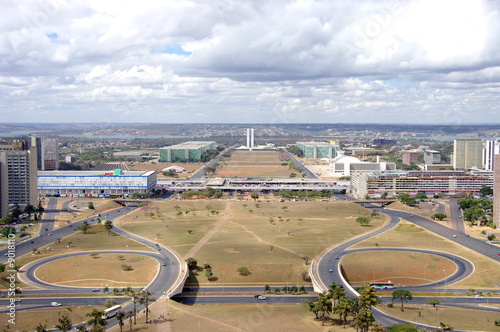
[483,140,500,171]
[246,128,255,149]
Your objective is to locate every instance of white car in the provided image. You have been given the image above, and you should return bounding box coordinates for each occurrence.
[475,295,483,299]
[51,302,61,307]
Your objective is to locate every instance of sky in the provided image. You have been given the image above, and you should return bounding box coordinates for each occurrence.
[1,0,500,125]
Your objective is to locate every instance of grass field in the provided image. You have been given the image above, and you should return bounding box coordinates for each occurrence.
[118,200,385,285]
[35,253,158,287]
[350,220,500,288]
[377,304,500,332]
[215,150,293,177]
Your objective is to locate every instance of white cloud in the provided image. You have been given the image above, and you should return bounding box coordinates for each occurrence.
[0,0,500,123]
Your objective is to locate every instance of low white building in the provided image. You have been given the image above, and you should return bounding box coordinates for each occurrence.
[330,155,396,176]
[38,169,157,197]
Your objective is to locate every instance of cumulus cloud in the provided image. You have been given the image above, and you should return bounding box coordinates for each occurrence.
[0,0,499,123]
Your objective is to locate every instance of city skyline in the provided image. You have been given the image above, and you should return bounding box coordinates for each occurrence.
[1,0,500,124]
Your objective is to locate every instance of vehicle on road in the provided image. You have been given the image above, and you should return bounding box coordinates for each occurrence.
[369,281,394,289]
[51,302,61,306]
[334,256,339,259]
[255,295,266,300]
[453,234,457,238]
[329,268,334,273]
[475,295,484,298]
[92,288,100,292]
[102,304,122,319]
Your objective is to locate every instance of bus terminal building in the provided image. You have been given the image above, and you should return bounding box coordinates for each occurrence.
[38,170,157,197]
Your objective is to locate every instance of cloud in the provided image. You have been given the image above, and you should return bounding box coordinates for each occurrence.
[0,0,499,123]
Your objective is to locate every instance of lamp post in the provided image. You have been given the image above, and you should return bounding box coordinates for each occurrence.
[223,272,225,293]
[443,270,446,294]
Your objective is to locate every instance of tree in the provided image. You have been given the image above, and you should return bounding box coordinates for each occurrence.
[334,297,355,327]
[23,204,36,220]
[264,284,271,293]
[186,257,198,270]
[139,290,155,323]
[480,185,493,196]
[356,216,371,226]
[433,213,447,221]
[353,308,375,332]
[237,266,250,276]
[67,240,73,248]
[358,285,379,309]
[55,314,73,332]
[76,325,87,332]
[440,322,454,331]
[116,310,126,332]
[428,297,441,308]
[391,289,413,309]
[88,202,95,210]
[86,309,107,329]
[105,298,117,308]
[126,311,134,330]
[386,324,420,332]
[78,221,91,234]
[304,299,320,319]
[315,293,333,326]
[35,323,48,332]
[104,220,113,235]
[302,256,311,265]
[204,267,213,281]
[251,192,259,201]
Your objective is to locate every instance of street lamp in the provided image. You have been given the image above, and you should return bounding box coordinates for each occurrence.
[443,270,446,294]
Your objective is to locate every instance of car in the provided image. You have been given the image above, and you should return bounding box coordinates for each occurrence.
[91,288,100,292]
[45,228,48,231]
[253,295,266,300]
[30,240,34,244]
[51,302,61,307]
[475,295,484,298]
[69,224,73,227]
[14,298,21,302]
[329,268,334,273]
[334,256,339,259]
[453,235,457,238]
[48,233,52,236]
[162,262,167,266]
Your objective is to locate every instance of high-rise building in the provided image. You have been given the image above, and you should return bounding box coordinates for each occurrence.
[402,151,419,165]
[494,154,500,228]
[37,137,59,170]
[246,128,255,149]
[453,139,483,170]
[483,140,500,171]
[424,150,441,165]
[0,140,38,217]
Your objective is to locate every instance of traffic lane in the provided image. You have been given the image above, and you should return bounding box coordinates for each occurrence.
[449,198,465,233]
[379,296,500,307]
[172,295,317,305]
[0,297,129,313]
[389,210,500,262]
[186,286,315,293]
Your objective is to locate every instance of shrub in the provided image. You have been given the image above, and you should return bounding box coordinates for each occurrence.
[121,264,133,271]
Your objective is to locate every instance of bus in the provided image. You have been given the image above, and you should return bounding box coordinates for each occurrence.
[369,281,394,290]
[102,305,122,319]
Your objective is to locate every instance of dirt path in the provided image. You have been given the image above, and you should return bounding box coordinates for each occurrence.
[182,202,231,259]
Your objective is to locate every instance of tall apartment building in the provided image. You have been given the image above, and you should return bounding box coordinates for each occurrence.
[453,139,483,170]
[483,140,500,171]
[38,137,59,170]
[402,151,419,165]
[295,141,340,159]
[493,155,500,228]
[0,140,38,217]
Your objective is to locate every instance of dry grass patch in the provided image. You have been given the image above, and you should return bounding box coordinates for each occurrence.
[215,150,292,177]
[342,251,456,287]
[0,305,107,331]
[377,304,500,332]
[351,220,500,288]
[35,254,157,287]
[113,299,356,332]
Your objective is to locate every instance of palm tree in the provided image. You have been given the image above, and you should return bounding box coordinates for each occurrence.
[116,310,126,332]
[139,290,155,323]
[86,308,107,330]
[35,204,45,219]
[334,297,354,328]
[129,290,139,324]
[315,293,332,326]
[353,308,375,332]
[358,285,379,309]
[126,311,134,330]
[55,314,73,332]
[35,323,48,332]
[76,325,87,332]
[440,322,454,331]
[23,204,36,220]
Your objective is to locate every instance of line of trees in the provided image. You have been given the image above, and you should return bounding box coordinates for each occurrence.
[276,189,332,199]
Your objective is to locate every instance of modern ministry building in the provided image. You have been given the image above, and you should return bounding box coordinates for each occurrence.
[351,170,493,199]
[38,169,157,197]
[159,141,217,162]
[0,139,38,217]
[453,139,483,170]
[296,141,340,159]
